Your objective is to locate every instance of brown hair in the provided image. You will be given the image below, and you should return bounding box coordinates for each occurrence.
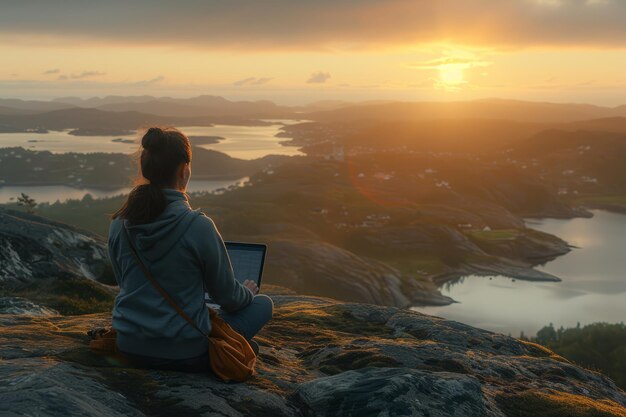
[112,126,192,225]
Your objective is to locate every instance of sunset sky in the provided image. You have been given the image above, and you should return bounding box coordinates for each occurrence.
[2,0,626,105]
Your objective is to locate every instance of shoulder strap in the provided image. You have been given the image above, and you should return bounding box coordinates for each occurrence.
[122,224,208,339]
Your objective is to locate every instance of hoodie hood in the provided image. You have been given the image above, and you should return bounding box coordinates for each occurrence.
[124,188,202,261]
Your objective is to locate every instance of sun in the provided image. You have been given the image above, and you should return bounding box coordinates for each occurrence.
[438,65,465,90]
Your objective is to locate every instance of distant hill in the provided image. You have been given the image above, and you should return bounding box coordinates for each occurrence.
[303,99,626,124]
[0,107,188,131]
[0,105,42,116]
[340,118,553,152]
[336,116,626,153]
[0,98,75,113]
[3,95,626,123]
[52,95,156,107]
[513,129,626,156]
[95,100,216,117]
[512,129,626,193]
[3,96,626,133]
[0,107,279,132]
[291,99,397,113]
[52,94,297,118]
[565,117,626,133]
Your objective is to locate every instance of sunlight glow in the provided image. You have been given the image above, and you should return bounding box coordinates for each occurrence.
[437,65,466,90]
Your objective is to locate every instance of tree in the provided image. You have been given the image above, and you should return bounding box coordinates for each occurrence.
[532,322,626,389]
[17,193,37,214]
[535,323,557,345]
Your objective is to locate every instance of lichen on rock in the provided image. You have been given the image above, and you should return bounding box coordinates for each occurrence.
[1,290,624,416]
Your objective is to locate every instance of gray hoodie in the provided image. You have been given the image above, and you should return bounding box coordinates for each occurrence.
[108,188,252,359]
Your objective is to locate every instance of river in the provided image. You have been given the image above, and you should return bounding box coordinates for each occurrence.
[0,119,305,159]
[413,210,626,337]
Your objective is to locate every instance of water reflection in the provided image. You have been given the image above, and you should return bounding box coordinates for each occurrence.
[414,210,626,336]
[0,120,305,160]
[179,124,303,159]
[0,177,249,204]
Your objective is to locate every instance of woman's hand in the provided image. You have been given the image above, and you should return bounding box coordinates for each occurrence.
[243,279,259,295]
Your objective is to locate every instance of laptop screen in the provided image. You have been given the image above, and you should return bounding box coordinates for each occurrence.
[225,242,266,286]
[204,242,267,306]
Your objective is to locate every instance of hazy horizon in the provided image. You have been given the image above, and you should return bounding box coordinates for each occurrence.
[3,94,626,109]
[3,1,626,106]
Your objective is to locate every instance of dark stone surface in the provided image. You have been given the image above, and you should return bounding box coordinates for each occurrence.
[0,209,110,284]
[1,294,624,416]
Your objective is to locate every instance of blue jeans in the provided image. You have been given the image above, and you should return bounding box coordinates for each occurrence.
[118,295,273,373]
[218,294,274,341]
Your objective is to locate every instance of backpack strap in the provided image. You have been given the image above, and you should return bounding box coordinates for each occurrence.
[122,223,209,339]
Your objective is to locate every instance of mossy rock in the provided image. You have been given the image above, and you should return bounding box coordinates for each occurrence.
[496,390,626,417]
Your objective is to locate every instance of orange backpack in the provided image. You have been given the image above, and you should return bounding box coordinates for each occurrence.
[89,311,256,382]
[207,308,256,382]
[89,226,257,382]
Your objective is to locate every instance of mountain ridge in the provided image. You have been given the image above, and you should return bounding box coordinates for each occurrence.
[3,96,626,124]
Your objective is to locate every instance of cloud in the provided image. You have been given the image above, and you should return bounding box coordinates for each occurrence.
[233,76,273,86]
[132,75,165,86]
[70,71,106,79]
[307,71,331,84]
[407,52,494,92]
[2,1,626,50]
[42,68,60,75]
[408,57,492,70]
[57,71,106,80]
[336,83,379,89]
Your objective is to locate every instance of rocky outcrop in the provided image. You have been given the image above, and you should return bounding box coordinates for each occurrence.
[0,208,112,284]
[1,289,624,416]
[467,228,571,263]
[0,296,58,316]
[263,238,452,307]
[0,209,117,315]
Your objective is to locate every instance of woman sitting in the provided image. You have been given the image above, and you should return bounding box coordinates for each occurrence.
[107,126,273,373]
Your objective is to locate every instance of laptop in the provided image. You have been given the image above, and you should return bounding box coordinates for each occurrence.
[204,242,267,309]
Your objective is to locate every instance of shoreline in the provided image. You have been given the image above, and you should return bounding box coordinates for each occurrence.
[416,223,574,307]
[423,208,626,308]
[0,176,248,194]
[416,261,564,308]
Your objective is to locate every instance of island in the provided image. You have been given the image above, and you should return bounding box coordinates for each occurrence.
[68,128,136,136]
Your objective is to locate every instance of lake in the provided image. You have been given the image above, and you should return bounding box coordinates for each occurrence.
[0,119,305,160]
[0,177,249,204]
[413,210,626,337]
[0,120,302,203]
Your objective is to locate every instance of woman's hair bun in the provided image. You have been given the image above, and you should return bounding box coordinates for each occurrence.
[141,127,166,151]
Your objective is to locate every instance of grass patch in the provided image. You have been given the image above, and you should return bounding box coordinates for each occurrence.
[468,229,520,241]
[496,390,626,417]
[315,349,400,374]
[261,303,396,352]
[279,304,395,338]
[393,255,449,276]
[518,340,568,362]
[1,277,116,315]
[573,195,626,212]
